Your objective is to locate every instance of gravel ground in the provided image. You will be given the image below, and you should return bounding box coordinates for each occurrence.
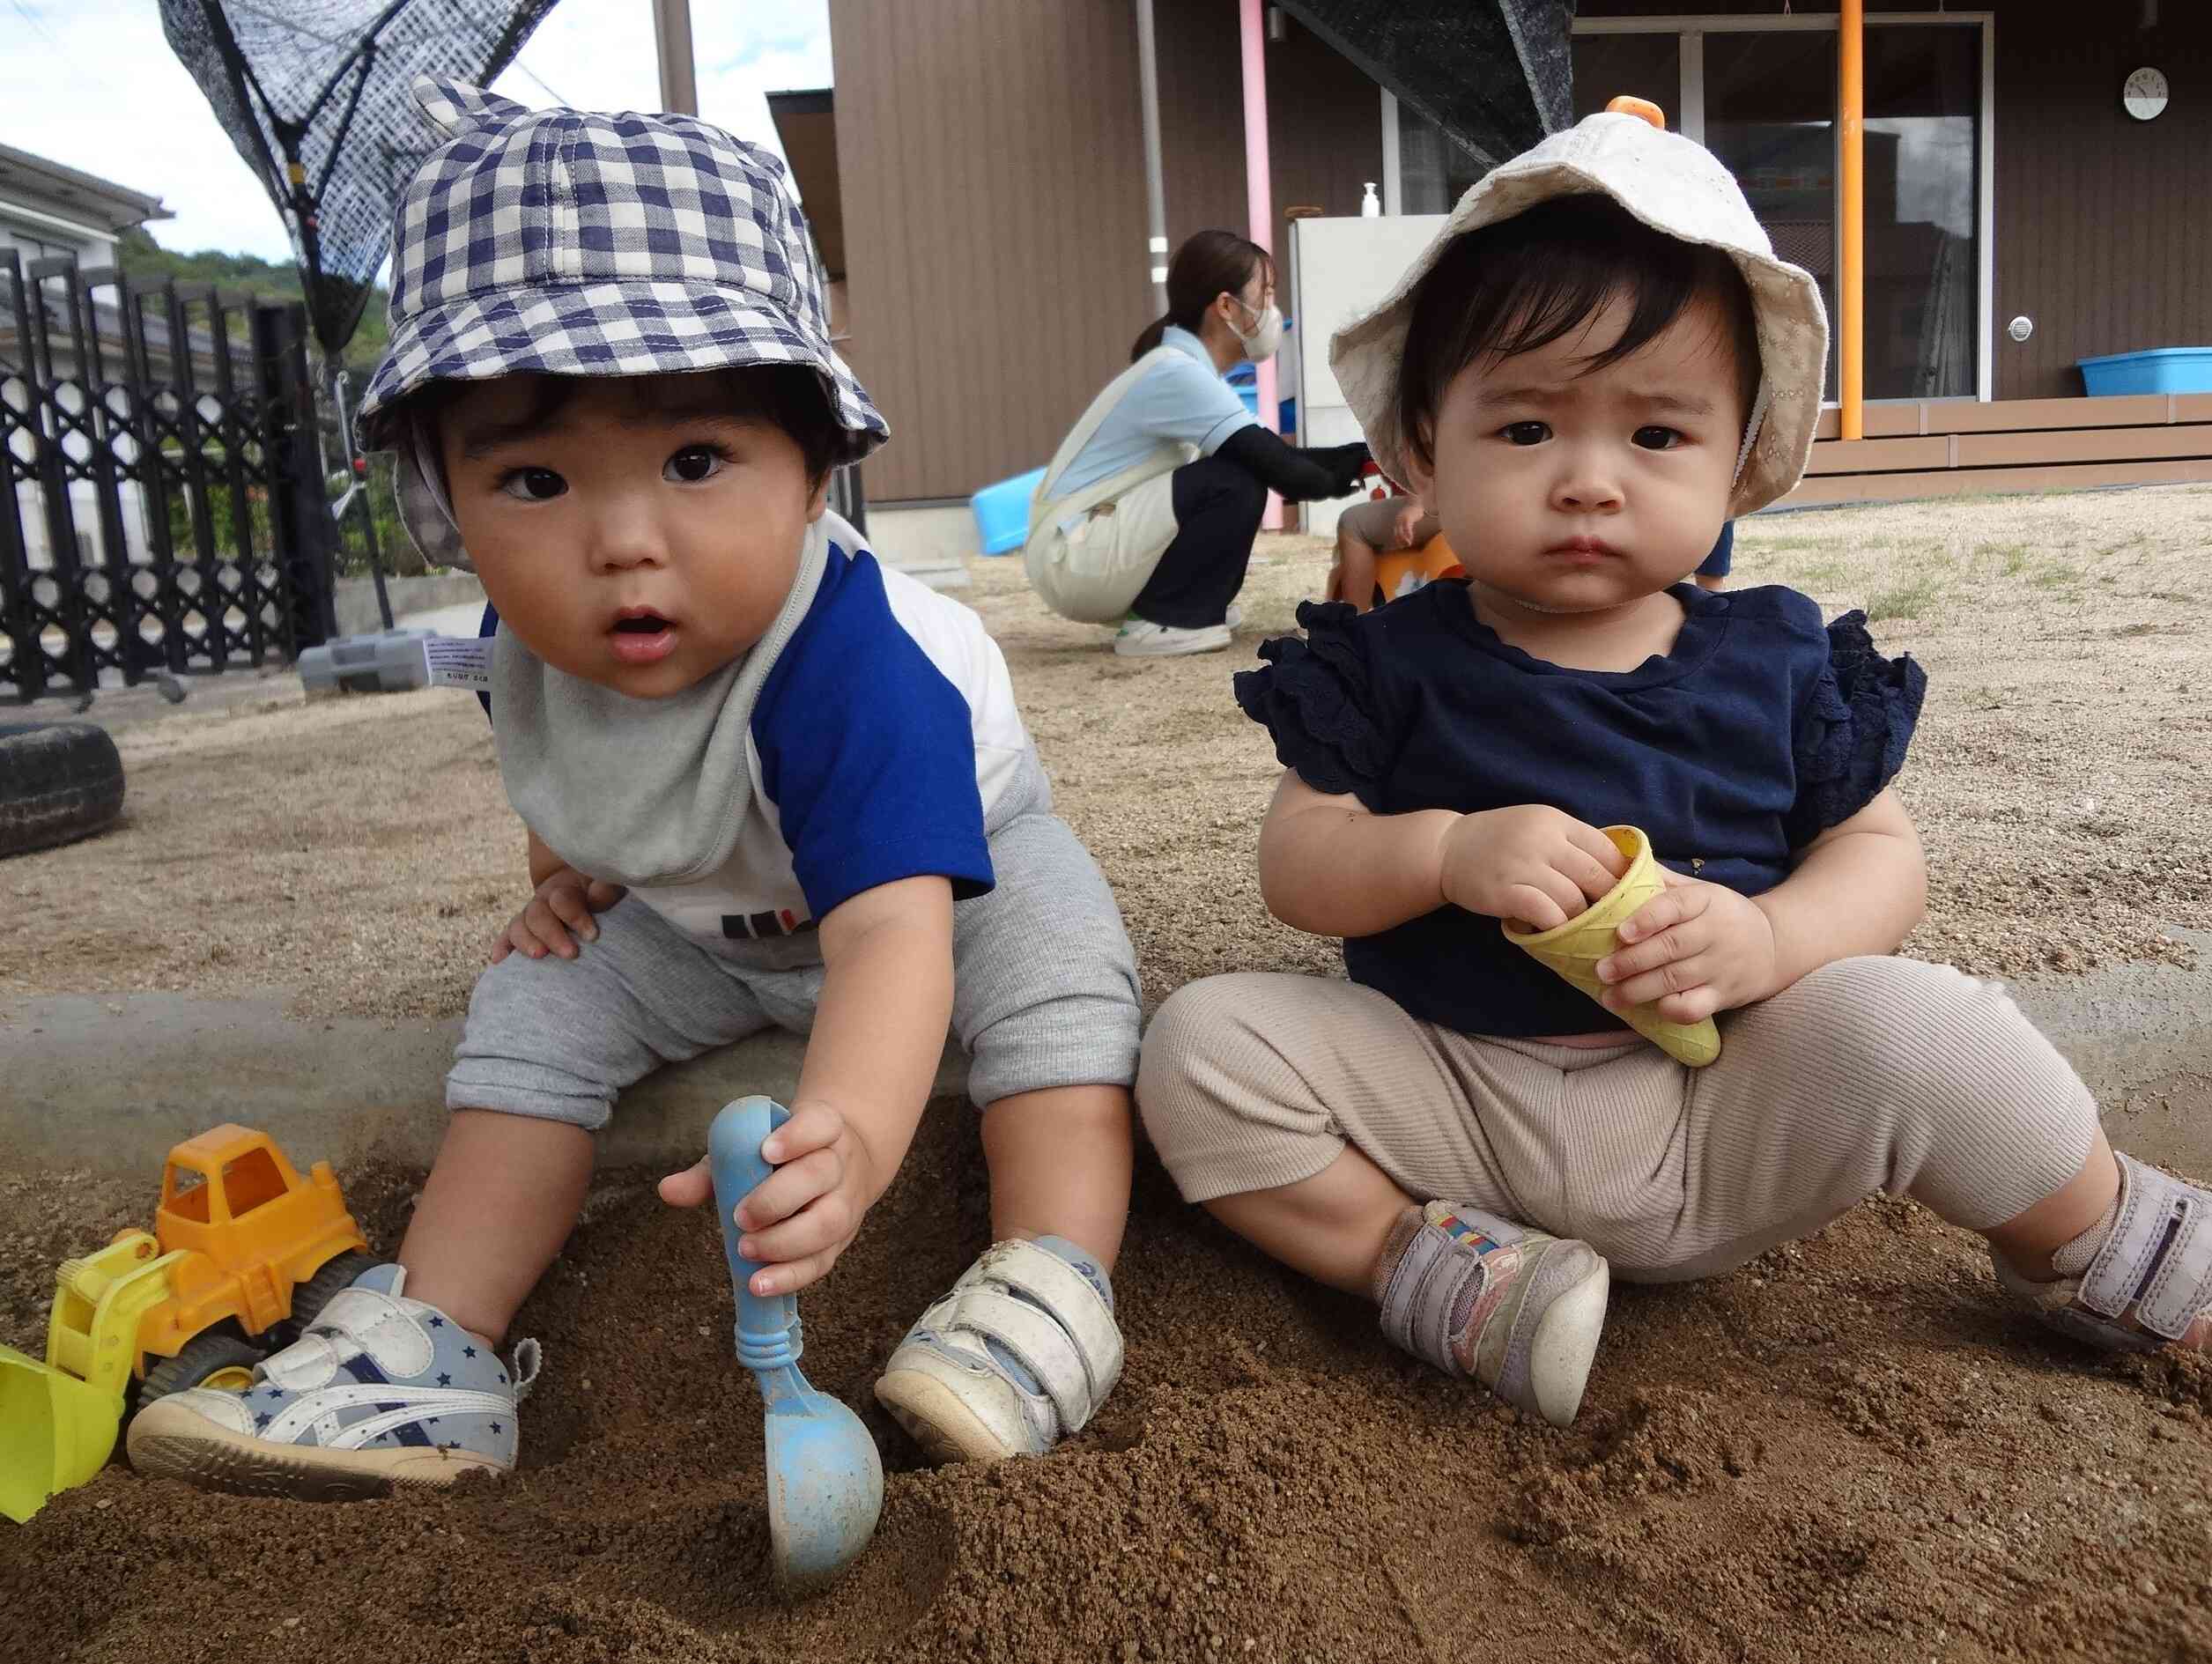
[9,484,2206,1022]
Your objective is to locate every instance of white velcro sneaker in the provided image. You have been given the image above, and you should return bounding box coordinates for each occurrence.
[874,1238,1123,1463]
[2000,1152,2212,1352]
[128,1263,540,1502]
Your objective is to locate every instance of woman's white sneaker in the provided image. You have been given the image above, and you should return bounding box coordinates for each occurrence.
[1113,617,1232,657]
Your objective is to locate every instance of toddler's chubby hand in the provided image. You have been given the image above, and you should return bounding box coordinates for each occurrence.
[1440,805,1628,931]
[656,1099,877,1298]
[1390,499,1427,551]
[491,866,626,965]
[1597,871,1780,1023]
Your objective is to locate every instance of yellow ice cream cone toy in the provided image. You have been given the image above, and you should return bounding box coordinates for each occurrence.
[1501,826,1721,1069]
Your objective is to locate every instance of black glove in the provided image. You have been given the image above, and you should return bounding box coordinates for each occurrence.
[1319,441,1372,497]
[1217,429,1373,503]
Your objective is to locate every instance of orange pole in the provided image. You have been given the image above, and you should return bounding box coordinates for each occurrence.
[1839,0,1864,440]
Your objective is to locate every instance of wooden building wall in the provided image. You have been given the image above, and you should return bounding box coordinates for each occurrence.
[828,0,1377,503]
[826,0,1150,503]
[831,0,2205,499]
[1990,4,2212,399]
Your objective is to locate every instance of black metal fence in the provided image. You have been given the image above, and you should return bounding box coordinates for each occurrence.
[0,250,338,706]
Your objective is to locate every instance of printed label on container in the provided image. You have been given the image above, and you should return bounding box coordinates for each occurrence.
[425,635,493,690]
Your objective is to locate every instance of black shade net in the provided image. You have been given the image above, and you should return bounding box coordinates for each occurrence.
[1273,0,1577,175]
[159,0,561,358]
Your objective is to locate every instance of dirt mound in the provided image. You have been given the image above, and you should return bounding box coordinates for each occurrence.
[5,1113,2209,1663]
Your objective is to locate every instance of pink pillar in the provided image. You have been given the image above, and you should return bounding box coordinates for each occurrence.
[1239,0,1283,529]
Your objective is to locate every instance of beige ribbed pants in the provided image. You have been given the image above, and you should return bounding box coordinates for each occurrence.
[1136,957,2098,1283]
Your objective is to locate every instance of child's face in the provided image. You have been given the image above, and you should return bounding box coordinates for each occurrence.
[440,373,827,699]
[1407,288,1744,618]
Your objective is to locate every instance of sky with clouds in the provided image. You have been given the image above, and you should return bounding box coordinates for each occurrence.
[0,0,832,260]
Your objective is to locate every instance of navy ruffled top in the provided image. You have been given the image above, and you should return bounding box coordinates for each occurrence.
[1233,580,1926,1039]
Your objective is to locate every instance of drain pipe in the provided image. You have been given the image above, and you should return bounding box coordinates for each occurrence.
[1839,0,1864,440]
[652,0,698,116]
[1239,0,1282,529]
[1135,0,1170,314]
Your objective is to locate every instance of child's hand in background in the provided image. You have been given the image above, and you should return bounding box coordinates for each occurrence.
[1439,805,1627,932]
[1390,499,1427,550]
[656,1099,879,1297]
[1596,871,1781,1022]
[492,866,627,964]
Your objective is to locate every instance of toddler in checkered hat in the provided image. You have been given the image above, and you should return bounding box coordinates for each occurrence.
[129,77,1140,1498]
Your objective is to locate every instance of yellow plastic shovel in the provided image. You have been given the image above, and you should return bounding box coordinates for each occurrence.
[1502,825,1722,1069]
[0,1343,122,1524]
[1,1234,181,1522]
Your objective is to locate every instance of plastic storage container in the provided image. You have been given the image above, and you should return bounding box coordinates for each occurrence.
[297,628,437,694]
[1225,361,1259,418]
[969,465,1048,557]
[2076,347,2212,396]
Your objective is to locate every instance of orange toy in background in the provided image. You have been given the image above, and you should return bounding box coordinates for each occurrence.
[0,1124,372,1521]
[1369,534,1465,609]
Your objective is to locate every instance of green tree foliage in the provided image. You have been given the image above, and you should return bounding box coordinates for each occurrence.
[115,227,390,377]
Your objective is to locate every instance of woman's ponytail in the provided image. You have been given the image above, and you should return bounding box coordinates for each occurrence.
[1129,231,1276,364]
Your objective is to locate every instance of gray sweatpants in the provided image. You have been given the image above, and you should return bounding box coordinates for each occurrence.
[448,758,1141,1127]
[1136,957,2099,1283]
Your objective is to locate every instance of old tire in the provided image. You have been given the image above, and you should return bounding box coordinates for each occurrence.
[139,1330,265,1405]
[0,721,124,858]
[287,1249,378,1336]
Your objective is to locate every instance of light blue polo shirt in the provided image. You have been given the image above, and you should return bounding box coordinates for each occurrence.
[1051,326,1257,499]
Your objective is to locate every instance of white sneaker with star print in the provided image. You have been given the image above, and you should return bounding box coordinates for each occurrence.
[128,1262,540,1502]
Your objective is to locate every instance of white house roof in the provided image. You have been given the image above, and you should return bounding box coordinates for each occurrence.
[0,142,172,236]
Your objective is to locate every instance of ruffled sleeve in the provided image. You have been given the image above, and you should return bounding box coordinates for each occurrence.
[1785,610,1927,847]
[1232,600,1395,804]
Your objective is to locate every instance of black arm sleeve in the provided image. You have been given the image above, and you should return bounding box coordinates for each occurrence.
[1215,427,1370,503]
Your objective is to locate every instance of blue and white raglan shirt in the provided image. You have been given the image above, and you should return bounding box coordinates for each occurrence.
[478,521,1030,950]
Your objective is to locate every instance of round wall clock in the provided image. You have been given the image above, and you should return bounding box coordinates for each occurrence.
[2124,67,2170,122]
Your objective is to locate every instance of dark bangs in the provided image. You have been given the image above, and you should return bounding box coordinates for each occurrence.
[1396,194,1762,470]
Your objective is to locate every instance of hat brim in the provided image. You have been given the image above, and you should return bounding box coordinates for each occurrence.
[1328,118,1829,518]
[356,278,887,468]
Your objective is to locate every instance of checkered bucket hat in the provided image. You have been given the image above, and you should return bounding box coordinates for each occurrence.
[1330,109,1829,517]
[359,76,885,568]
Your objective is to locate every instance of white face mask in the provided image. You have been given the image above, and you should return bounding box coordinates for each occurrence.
[1229,295,1283,363]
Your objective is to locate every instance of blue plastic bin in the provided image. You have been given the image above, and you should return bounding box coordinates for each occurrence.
[970,465,1048,556]
[1225,361,1259,418]
[1225,352,1296,433]
[2077,347,2212,396]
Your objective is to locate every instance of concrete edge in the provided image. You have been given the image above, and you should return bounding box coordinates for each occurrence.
[0,989,968,1175]
[4,931,2208,1180]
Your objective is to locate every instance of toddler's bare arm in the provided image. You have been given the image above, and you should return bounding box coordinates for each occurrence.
[1329,497,1400,610]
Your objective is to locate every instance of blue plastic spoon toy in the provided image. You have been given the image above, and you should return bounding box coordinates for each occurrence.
[708,1096,885,1594]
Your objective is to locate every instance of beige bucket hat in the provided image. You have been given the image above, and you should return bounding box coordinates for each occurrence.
[1328,109,1829,517]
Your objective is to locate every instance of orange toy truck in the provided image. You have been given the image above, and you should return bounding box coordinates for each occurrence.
[126,1123,374,1394]
[2,1124,372,1520]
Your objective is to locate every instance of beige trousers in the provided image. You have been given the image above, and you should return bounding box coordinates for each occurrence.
[1136,957,2098,1283]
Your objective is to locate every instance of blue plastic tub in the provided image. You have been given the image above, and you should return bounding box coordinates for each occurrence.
[970,465,1048,556]
[2077,347,2212,396]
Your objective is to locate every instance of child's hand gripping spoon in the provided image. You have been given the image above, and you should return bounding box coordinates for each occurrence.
[1501,825,1722,1069]
[708,1096,884,1594]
